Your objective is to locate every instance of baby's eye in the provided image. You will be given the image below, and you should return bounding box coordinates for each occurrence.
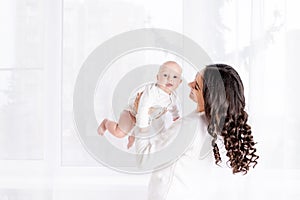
[173,76,177,78]
[163,74,168,77]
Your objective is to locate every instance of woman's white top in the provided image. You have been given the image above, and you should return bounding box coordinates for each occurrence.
[136,110,230,200]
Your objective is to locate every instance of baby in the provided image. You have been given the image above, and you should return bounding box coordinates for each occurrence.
[97,61,182,148]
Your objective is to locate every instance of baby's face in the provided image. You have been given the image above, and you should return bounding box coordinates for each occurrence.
[157,63,182,93]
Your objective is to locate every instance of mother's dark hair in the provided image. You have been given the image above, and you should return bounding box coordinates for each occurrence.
[202,64,259,174]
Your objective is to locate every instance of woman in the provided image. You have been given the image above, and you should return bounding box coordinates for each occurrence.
[144,64,259,200]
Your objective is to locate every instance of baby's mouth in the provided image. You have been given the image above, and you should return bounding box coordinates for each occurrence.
[166,83,173,87]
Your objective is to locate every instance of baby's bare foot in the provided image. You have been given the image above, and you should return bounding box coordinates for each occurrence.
[127,136,135,149]
[97,119,107,135]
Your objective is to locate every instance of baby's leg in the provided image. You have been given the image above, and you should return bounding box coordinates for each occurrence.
[122,111,136,149]
[117,110,135,136]
[101,110,134,138]
[104,119,126,138]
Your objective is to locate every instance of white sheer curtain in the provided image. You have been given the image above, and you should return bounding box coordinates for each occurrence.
[0,0,61,199]
[1,0,300,199]
[0,0,44,160]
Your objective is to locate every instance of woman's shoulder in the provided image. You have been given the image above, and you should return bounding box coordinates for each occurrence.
[183,110,207,124]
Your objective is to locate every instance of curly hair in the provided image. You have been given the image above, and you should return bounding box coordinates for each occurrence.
[201,64,259,174]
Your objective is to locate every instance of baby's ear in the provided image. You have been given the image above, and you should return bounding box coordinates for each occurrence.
[180,79,183,84]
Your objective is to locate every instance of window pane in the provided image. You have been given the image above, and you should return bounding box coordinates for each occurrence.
[0,0,44,68]
[0,70,44,160]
